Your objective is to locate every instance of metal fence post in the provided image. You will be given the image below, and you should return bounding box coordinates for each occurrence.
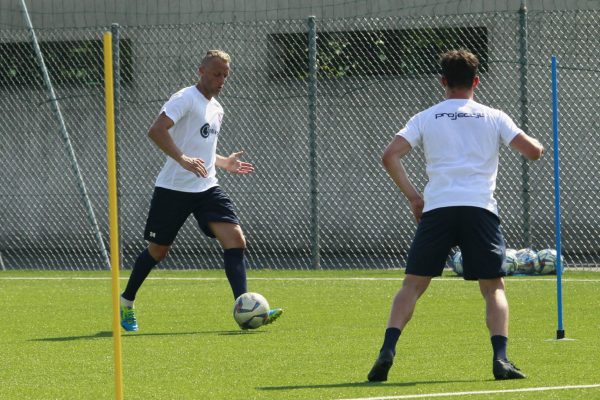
[518,0,532,247]
[19,0,111,269]
[307,16,320,269]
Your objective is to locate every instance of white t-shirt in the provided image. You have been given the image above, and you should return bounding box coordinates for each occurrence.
[398,99,522,215]
[154,85,224,193]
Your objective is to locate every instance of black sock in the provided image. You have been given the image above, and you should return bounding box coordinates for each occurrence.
[224,248,247,299]
[491,335,508,361]
[121,249,159,301]
[380,327,401,355]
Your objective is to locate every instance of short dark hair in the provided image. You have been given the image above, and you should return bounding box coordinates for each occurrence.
[439,49,479,89]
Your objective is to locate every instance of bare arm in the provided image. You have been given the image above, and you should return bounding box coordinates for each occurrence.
[148,112,207,177]
[382,135,424,223]
[509,132,544,161]
[215,151,255,175]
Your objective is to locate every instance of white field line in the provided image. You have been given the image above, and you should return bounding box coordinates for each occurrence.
[0,276,599,282]
[336,383,600,400]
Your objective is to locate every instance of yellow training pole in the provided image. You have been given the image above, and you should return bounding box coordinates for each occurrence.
[103,31,124,400]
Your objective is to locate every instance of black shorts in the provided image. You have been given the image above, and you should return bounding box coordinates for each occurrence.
[405,206,506,280]
[143,186,240,245]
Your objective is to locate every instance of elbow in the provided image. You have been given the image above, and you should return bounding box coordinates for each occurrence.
[381,152,393,170]
[527,145,544,161]
[382,148,404,172]
[529,153,542,161]
[147,127,158,140]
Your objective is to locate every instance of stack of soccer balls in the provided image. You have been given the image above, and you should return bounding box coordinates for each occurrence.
[513,248,566,275]
[449,248,565,276]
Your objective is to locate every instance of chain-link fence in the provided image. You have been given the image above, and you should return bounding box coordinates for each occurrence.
[1,10,598,270]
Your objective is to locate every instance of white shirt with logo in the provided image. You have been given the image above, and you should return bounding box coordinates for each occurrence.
[154,85,224,193]
[398,99,522,215]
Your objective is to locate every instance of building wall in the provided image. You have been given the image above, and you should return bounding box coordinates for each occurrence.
[1,0,599,29]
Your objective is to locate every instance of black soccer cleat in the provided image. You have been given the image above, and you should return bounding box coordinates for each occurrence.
[367,350,394,382]
[493,359,527,380]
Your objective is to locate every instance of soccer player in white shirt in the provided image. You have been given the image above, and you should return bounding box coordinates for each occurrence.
[368,49,543,381]
[119,50,282,332]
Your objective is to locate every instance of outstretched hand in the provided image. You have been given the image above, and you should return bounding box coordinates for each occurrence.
[223,151,255,175]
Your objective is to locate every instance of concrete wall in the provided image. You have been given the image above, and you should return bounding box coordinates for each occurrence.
[1,0,599,29]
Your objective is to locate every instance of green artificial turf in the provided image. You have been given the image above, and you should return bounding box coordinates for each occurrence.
[1,269,599,399]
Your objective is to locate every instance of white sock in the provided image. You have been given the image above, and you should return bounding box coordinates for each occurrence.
[120,296,134,308]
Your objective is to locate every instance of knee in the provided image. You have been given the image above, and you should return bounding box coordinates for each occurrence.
[401,276,430,297]
[232,226,246,248]
[225,230,246,250]
[479,278,505,298]
[148,244,170,262]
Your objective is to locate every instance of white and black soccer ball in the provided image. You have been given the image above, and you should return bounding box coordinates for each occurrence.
[503,248,519,275]
[515,248,539,275]
[451,250,463,276]
[535,249,566,275]
[233,292,270,329]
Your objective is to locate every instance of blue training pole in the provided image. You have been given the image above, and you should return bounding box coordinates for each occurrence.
[551,55,565,340]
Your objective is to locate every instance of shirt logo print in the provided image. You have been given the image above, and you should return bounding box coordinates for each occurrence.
[434,112,485,120]
[200,123,219,138]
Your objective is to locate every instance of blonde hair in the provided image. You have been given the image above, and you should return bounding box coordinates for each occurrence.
[201,50,231,66]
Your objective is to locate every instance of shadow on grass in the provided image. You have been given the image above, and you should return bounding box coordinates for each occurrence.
[31,329,267,342]
[257,379,481,391]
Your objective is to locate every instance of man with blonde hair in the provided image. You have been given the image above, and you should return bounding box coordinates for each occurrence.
[368,49,543,381]
[120,50,283,331]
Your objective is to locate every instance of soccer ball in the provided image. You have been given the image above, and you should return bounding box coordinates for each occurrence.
[535,249,566,275]
[451,250,463,276]
[233,292,270,329]
[503,248,518,275]
[515,248,539,274]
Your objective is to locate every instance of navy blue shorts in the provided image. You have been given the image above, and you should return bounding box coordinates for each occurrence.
[405,206,506,280]
[143,186,240,245]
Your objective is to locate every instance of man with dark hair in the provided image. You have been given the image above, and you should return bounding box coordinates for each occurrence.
[367,49,543,381]
[119,50,283,332]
